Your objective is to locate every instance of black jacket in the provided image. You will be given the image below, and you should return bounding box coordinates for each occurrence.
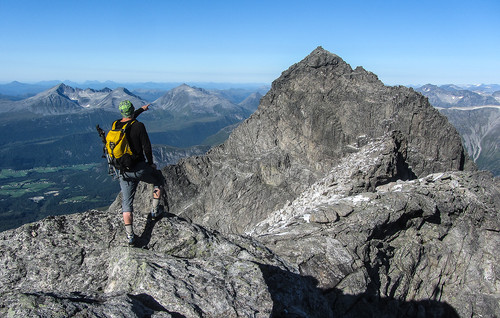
[112,108,154,165]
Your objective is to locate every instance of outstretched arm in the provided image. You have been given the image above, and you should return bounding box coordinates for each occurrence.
[133,104,151,119]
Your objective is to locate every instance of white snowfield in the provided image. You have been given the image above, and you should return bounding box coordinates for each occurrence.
[435,105,500,111]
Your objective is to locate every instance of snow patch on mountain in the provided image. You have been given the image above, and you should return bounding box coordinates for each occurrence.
[248,137,391,236]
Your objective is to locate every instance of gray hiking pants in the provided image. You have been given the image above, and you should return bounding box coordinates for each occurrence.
[118,161,164,213]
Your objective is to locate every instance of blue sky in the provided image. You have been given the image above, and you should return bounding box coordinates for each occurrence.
[1,0,499,86]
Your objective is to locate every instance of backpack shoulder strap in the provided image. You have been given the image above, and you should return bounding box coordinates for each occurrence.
[111,119,120,130]
[111,119,136,131]
[123,120,137,131]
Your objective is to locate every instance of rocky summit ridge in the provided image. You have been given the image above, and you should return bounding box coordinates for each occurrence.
[160,46,472,234]
[1,47,499,318]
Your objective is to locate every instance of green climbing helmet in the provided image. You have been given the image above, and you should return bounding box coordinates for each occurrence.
[119,100,135,117]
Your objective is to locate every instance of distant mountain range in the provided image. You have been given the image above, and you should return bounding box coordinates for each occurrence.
[412,84,500,176]
[19,84,148,115]
[0,83,146,115]
[1,80,498,177]
[0,82,265,170]
[414,83,500,108]
[0,80,270,100]
[0,81,263,120]
[460,83,500,93]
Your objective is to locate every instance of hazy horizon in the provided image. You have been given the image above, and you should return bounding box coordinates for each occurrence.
[1,0,499,86]
[2,80,500,89]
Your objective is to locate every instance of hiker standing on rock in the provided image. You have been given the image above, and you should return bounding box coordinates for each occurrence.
[111,100,164,246]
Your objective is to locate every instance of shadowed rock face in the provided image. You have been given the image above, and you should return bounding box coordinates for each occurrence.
[160,46,472,234]
[1,47,498,318]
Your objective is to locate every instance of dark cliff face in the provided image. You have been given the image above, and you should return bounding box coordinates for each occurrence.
[161,47,472,234]
[226,47,469,176]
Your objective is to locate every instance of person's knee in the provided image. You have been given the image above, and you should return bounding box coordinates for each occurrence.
[121,195,134,213]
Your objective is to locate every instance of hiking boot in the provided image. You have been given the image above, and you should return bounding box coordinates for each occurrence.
[127,234,136,246]
[151,206,163,220]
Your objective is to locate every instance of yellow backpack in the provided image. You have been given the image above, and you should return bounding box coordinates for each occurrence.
[105,120,137,171]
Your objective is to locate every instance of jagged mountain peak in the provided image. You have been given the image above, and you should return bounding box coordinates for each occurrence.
[114,86,134,95]
[165,83,212,97]
[240,91,262,101]
[82,87,112,94]
[175,83,197,90]
[45,82,75,95]
[153,83,248,117]
[53,82,71,89]
[300,46,345,68]
[281,46,378,83]
[440,84,463,91]
[93,87,147,110]
[275,47,348,83]
[223,47,467,178]
[238,91,263,112]
[153,46,473,236]
[18,83,81,115]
